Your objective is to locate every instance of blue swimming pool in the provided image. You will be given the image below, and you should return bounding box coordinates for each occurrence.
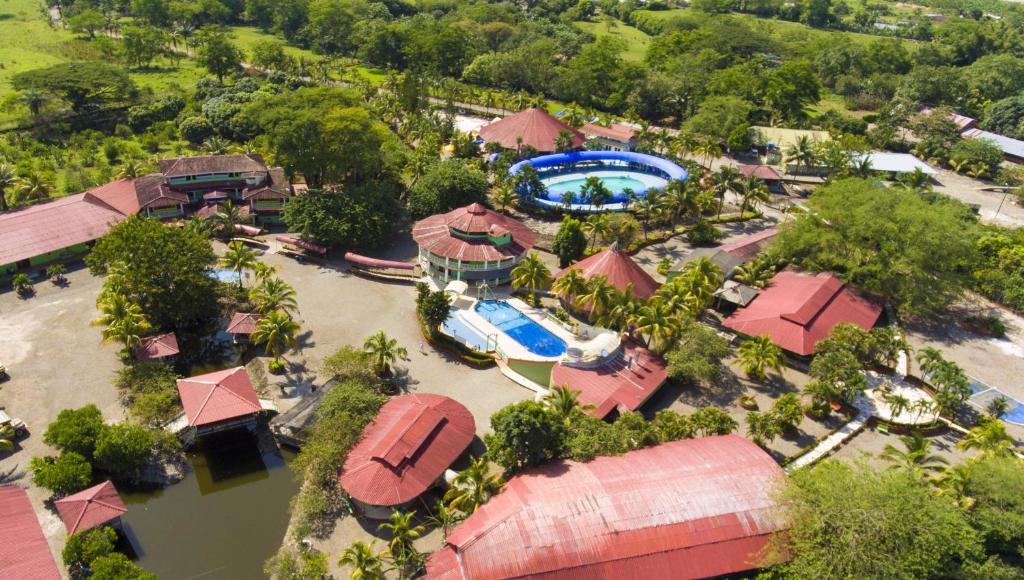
[443,309,490,352]
[475,300,566,357]
[539,170,667,205]
[209,269,242,284]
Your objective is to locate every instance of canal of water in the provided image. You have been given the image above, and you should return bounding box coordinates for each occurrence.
[119,429,298,579]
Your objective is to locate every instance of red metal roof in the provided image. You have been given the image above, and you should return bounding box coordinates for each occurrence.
[412,204,536,262]
[0,486,61,579]
[134,332,180,361]
[226,312,262,335]
[54,481,127,535]
[176,367,261,427]
[555,245,660,299]
[718,228,778,260]
[425,435,788,580]
[551,340,668,418]
[581,122,637,143]
[738,164,783,181]
[344,252,416,271]
[340,394,475,507]
[0,193,128,267]
[276,235,328,254]
[478,107,585,152]
[723,271,882,356]
[87,178,141,215]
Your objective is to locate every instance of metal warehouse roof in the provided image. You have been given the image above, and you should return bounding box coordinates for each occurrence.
[555,244,660,299]
[853,152,937,175]
[176,367,261,427]
[0,486,61,579]
[962,128,1024,160]
[0,192,128,267]
[425,435,788,580]
[54,480,127,535]
[723,271,882,356]
[340,394,475,507]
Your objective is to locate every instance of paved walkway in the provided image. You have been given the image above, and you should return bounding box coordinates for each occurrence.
[785,395,874,473]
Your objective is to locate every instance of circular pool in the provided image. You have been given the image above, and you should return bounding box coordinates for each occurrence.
[509,150,687,212]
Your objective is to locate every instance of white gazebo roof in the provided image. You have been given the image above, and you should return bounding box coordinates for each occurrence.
[444,280,469,297]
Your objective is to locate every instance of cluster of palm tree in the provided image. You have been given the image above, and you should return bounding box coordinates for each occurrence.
[242,264,302,372]
[0,162,55,211]
[362,331,408,378]
[736,335,785,380]
[93,290,151,359]
[510,252,551,307]
[733,252,779,288]
[219,241,258,289]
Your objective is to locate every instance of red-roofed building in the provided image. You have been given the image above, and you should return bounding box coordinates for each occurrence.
[671,228,778,279]
[413,203,536,286]
[134,332,180,361]
[176,367,262,434]
[54,481,127,535]
[738,164,785,193]
[555,243,659,299]
[0,486,61,579]
[340,394,475,519]
[581,122,638,151]
[0,192,129,277]
[479,106,585,153]
[226,312,262,343]
[87,178,141,215]
[550,340,668,419]
[723,271,882,356]
[425,435,788,580]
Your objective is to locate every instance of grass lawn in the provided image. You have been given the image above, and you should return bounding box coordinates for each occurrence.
[575,19,651,62]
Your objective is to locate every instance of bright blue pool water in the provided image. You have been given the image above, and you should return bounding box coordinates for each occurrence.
[442,309,490,352]
[209,269,242,284]
[475,300,567,357]
[539,171,665,205]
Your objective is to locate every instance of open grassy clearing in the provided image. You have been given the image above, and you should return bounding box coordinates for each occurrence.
[575,18,652,62]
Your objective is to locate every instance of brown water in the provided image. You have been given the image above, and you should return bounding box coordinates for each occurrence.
[119,429,298,580]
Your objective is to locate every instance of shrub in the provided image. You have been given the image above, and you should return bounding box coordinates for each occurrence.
[268,359,286,374]
[30,452,92,495]
[89,553,155,580]
[178,116,214,144]
[264,546,329,580]
[686,219,723,245]
[320,345,377,385]
[950,139,1004,178]
[62,525,118,572]
[94,423,155,479]
[43,405,105,460]
[114,362,180,426]
[484,401,566,472]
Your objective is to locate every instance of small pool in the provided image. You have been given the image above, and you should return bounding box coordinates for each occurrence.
[209,269,241,284]
[475,301,566,357]
[443,309,490,352]
[539,170,668,205]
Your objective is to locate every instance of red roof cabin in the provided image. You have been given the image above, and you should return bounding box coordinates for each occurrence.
[176,367,262,435]
[412,203,536,286]
[550,339,668,419]
[478,106,585,153]
[425,435,788,580]
[723,271,882,356]
[134,332,180,362]
[0,486,61,579]
[226,312,262,343]
[555,243,659,300]
[738,164,786,193]
[340,394,475,519]
[54,481,127,535]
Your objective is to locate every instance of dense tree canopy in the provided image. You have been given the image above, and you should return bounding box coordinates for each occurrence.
[408,159,489,219]
[773,179,978,316]
[282,185,402,251]
[11,62,138,112]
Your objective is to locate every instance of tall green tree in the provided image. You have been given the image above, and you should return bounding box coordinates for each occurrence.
[408,160,489,219]
[12,62,137,113]
[195,28,242,81]
[736,336,784,380]
[443,456,504,514]
[219,241,257,289]
[362,331,407,377]
[252,310,300,366]
[510,252,551,307]
[484,401,565,472]
[551,215,587,268]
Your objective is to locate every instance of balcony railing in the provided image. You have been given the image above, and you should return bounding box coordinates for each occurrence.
[423,253,515,271]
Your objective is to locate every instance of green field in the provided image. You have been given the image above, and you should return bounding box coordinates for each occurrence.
[575,19,652,62]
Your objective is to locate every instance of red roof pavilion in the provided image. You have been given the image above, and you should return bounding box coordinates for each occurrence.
[0,486,61,579]
[412,203,536,263]
[550,340,668,418]
[738,164,784,181]
[340,394,475,508]
[54,481,127,535]
[176,367,261,427]
[226,312,262,336]
[134,332,179,361]
[555,244,659,299]
[723,271,882,356]
[478,107,585,152]
[425,435,788,580]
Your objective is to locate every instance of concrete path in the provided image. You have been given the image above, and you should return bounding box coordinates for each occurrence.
[785,395,874,473]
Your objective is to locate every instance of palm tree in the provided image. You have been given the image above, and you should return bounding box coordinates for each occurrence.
[337,541,387,580]
[219,241,257,288]
[510,252,551,307]
[117,159,147,179]
[695,137,722,170]
[935,464,975,508]
[677,257,722,306]
[578,275,615,319]
[252,262,278,284]
[492,183,516,213]
[598,285,641,333]
[17,172,52,201]
[0,162,16,212]
[737,176,770,216]
[711,166,742,219]
[630,194,658,239]
[93,292,151,358]
[634,300,683,352]
[581,214,609,249]
[426,500,462,543]
[250,277,298,316]
[745,411,781,447]
[657,179,701,229]
[444,456,505,515]
[202,136,231,155]
[672,131,699,161]
[0,423,16,453]
[543,384,593,423]
[736,336,784,380]
[880,432,948,477]
[785,135,817,175]
[379,510,426,575]
[46,263,67,285]
[733,255,776,288]
[210,200,244,237]
[552,268,588,309]
[883,393,912,421]
[363,330,408,377]
[897,167,932,193]
[957,417,1015,458]
[252,310,300,366]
